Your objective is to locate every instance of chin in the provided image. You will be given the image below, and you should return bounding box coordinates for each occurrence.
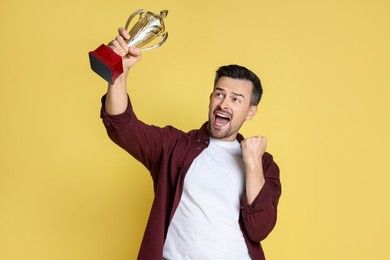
[210,128,230,140]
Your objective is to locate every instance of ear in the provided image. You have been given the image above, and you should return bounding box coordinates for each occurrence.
[246,105,258,120]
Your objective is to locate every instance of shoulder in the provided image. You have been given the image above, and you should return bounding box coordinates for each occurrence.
[158,122,207,145]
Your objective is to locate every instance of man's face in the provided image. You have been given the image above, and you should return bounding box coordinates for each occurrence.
[208,76,258,142]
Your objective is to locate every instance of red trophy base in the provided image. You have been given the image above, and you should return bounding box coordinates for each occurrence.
[89,44,123,84]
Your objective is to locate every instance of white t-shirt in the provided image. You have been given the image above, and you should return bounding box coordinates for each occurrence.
[163,138,251,259]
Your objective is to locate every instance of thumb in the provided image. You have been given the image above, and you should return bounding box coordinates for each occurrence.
[128,46,141,57]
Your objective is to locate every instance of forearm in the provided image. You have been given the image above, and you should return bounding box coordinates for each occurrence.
[105,72,129,115]
[104,28,142,115]
[240,152,281,242]
[245,158,265,205]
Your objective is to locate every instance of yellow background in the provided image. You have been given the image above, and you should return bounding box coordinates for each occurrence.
[1,0,389,259]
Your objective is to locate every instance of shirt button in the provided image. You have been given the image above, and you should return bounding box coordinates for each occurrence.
[197,147,201,150]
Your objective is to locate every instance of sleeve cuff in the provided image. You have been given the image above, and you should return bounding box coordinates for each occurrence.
[241,183,271,213]
[100,94,134,127]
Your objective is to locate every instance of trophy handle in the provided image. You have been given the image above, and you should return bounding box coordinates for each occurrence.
[125,9,146,30]
[141,32,168,51]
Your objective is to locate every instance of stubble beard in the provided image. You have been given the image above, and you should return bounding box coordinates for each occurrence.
[208,124,233,140]
[207,120,245,141]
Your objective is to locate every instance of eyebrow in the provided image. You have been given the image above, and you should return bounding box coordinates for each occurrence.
[215,87,245,99]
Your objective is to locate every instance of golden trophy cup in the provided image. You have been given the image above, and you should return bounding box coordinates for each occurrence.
[89,9,168,84]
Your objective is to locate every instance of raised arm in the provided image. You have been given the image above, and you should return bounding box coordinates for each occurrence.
[240,137,281,242]
[241,136,267,205]
[105,28,142,115]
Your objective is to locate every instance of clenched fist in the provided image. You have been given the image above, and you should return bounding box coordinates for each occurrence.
[241,136,267,164]
[108,27,142,72]
[241,136,267,204]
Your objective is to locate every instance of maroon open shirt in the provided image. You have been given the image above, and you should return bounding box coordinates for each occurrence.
[101,95,282,260]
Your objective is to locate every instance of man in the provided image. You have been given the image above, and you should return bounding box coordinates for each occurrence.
[100,28,282,259]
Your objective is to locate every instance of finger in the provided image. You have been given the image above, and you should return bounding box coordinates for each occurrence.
[128,46,142,58]
[115,35,128,52]
[260,136,267,150]
[107,40,120,55]
[249,136,262,144]
[111,39,128,56]
[110,40,123,56]
[107,40,114,49]
[118,27,130,40]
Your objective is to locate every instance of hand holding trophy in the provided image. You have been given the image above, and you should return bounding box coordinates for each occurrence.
[89,9,168,84]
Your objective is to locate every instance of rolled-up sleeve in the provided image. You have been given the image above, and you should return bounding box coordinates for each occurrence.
[240,152,282,242]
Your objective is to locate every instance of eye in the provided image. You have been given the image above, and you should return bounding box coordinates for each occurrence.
[232,97,242,103]
[215,92,223,98]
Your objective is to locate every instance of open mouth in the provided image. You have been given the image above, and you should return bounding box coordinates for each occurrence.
[214,112,231,127]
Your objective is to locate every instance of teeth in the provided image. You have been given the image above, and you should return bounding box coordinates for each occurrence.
[216,113,229,119]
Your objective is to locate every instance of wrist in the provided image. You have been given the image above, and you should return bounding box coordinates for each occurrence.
[243,154,262,166]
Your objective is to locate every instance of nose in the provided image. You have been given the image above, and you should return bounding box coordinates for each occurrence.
[218,97,230,110]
